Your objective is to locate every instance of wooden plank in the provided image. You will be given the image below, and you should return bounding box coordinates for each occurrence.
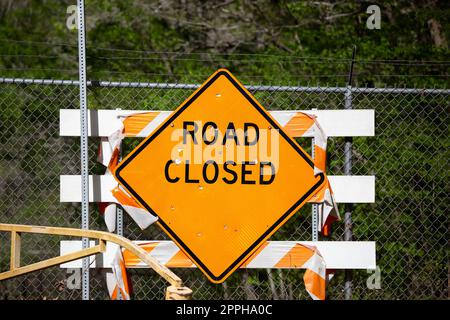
[60,240,376,270]
[0,223,183,287]
[10,231,21,270]
[60,109,375,137]
[0,244,103,281]
[60,174,375,203]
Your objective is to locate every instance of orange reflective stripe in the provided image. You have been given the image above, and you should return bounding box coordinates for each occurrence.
[123,111,317,138]
[166,250,193,268]
[110,286,118,300]
[322,223,331,237]
[123,112,161,136]
[119,257,130,298]
[283,113,315,137]
[121,249,140,266]
[304,269,326,300]
[240,242,270,268]
[122,242,158,266]
[313,145,327,172]
[111,186,139,208]
[107,148,120,173]
[123,241,320,270]
[119,241,326,300]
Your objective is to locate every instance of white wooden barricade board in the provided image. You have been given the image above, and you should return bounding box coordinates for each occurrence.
[60,240,376,270]
[59,109,376,270]
[60,109,375,137]
[60,174,375,204]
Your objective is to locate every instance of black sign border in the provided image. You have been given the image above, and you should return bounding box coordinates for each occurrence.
[115,70,325,282]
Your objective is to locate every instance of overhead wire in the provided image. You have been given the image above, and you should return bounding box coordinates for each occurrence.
[1,38,449,66]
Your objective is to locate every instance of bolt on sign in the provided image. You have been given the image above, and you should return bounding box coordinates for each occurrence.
[114,69,325,283]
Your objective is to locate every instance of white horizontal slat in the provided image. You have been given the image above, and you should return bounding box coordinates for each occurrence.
[60,109,374,137]
[60,175,117,203]
[60,175,375,203]
[275,110,375,137]
[60,240,376,270]
[59,109,146,137]
[60,241,118,268]
[60,241,99,268]
[327,175,375,203]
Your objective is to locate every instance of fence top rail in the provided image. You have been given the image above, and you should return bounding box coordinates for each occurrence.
[0,77,449,94]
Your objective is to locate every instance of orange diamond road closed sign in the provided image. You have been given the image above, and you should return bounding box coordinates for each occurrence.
[114,69,325,283]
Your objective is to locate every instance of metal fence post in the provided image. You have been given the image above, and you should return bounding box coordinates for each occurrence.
[116,133,123,300]
[117,197,124,236]
[310,105,319,242]
[76,0,90,301]
[116,109,124,238]
[343,46,356,300]
[311,137,318,242]
[343,86,353,300]
[116,205,123,300]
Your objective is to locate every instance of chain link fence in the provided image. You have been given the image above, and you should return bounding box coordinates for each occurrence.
[0,77,448,300]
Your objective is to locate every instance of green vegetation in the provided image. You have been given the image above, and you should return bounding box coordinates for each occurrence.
[0,1,448,300]
[0,0,448,86]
